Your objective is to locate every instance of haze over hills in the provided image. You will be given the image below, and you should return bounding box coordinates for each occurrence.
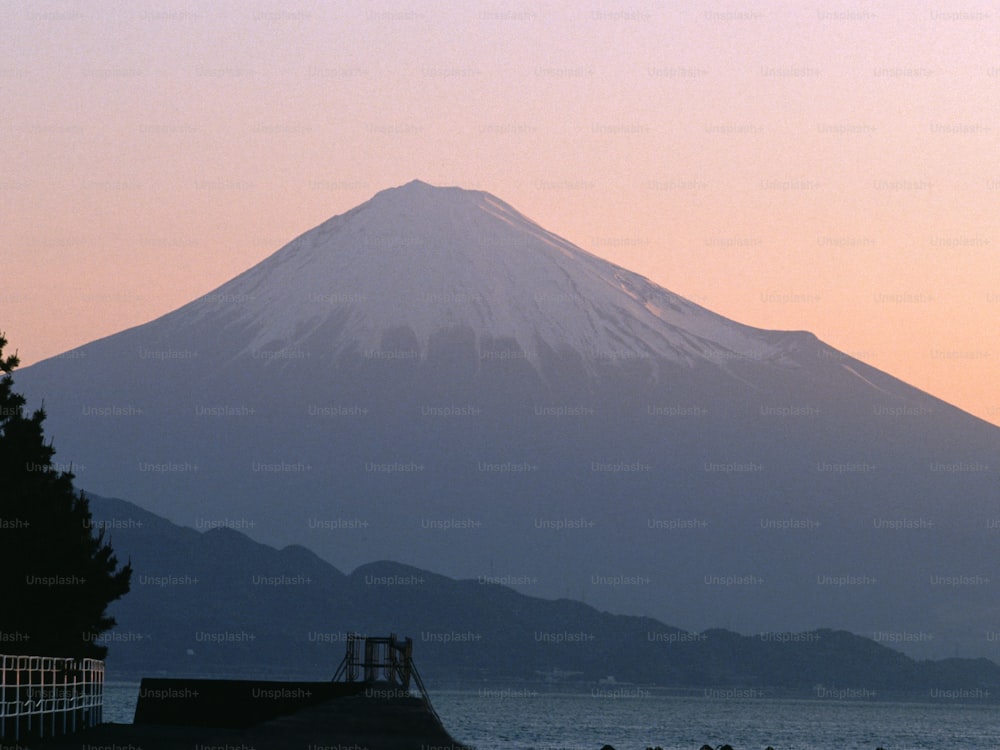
[16,180,1000,658]
[90,493,1000,699]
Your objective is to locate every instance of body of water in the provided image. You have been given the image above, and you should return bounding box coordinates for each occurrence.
[102,682,1000,749]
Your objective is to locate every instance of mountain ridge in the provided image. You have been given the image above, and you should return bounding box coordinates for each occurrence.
[88,492,1000,700]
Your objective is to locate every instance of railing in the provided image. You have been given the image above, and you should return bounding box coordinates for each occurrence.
[334,632,413,688]
[0,654,104,741]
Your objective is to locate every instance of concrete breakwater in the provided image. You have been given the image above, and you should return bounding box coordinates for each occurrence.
[33,677,470,750]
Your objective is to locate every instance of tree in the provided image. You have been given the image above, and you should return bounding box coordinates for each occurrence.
[0,333,131,659]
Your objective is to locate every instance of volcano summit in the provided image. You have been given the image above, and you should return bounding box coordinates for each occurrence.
[17,180,1000,658]
[154,179,791,370]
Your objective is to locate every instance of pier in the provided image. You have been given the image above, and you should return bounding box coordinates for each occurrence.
[25,634,469,750]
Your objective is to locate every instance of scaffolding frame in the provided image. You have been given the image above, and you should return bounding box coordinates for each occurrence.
[332,633,441,724]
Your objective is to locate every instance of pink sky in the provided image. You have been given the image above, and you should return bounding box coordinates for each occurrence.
[3,1,998,425]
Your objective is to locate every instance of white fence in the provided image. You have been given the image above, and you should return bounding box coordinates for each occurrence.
[0,654,104,741]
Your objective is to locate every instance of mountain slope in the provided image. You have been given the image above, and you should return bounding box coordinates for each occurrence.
[15,180,1000,659]
[169,179,789,370]
[91,494,1000,698]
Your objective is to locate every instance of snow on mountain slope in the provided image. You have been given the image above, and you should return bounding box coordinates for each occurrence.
[177,180,787,370]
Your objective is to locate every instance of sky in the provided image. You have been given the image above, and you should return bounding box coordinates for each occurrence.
[3,0,998,426]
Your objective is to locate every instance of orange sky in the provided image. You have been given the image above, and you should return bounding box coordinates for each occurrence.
[3,1,998,425]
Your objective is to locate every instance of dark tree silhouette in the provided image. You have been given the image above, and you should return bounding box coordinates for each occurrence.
[0,333,131,659]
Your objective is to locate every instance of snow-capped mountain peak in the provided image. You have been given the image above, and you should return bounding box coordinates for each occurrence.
[18,179,1000,660]
[185,180,785,370]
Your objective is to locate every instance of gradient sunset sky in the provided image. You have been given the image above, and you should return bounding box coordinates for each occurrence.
[4,1,998,425]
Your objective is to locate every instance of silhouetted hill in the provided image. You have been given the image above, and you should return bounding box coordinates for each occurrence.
[90,494,1000,700]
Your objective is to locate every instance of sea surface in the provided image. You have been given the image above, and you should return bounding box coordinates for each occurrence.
[103,681,1000,750]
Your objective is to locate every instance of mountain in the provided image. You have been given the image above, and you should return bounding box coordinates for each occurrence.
[90,494,1000,699]
[15,180,1000,658]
